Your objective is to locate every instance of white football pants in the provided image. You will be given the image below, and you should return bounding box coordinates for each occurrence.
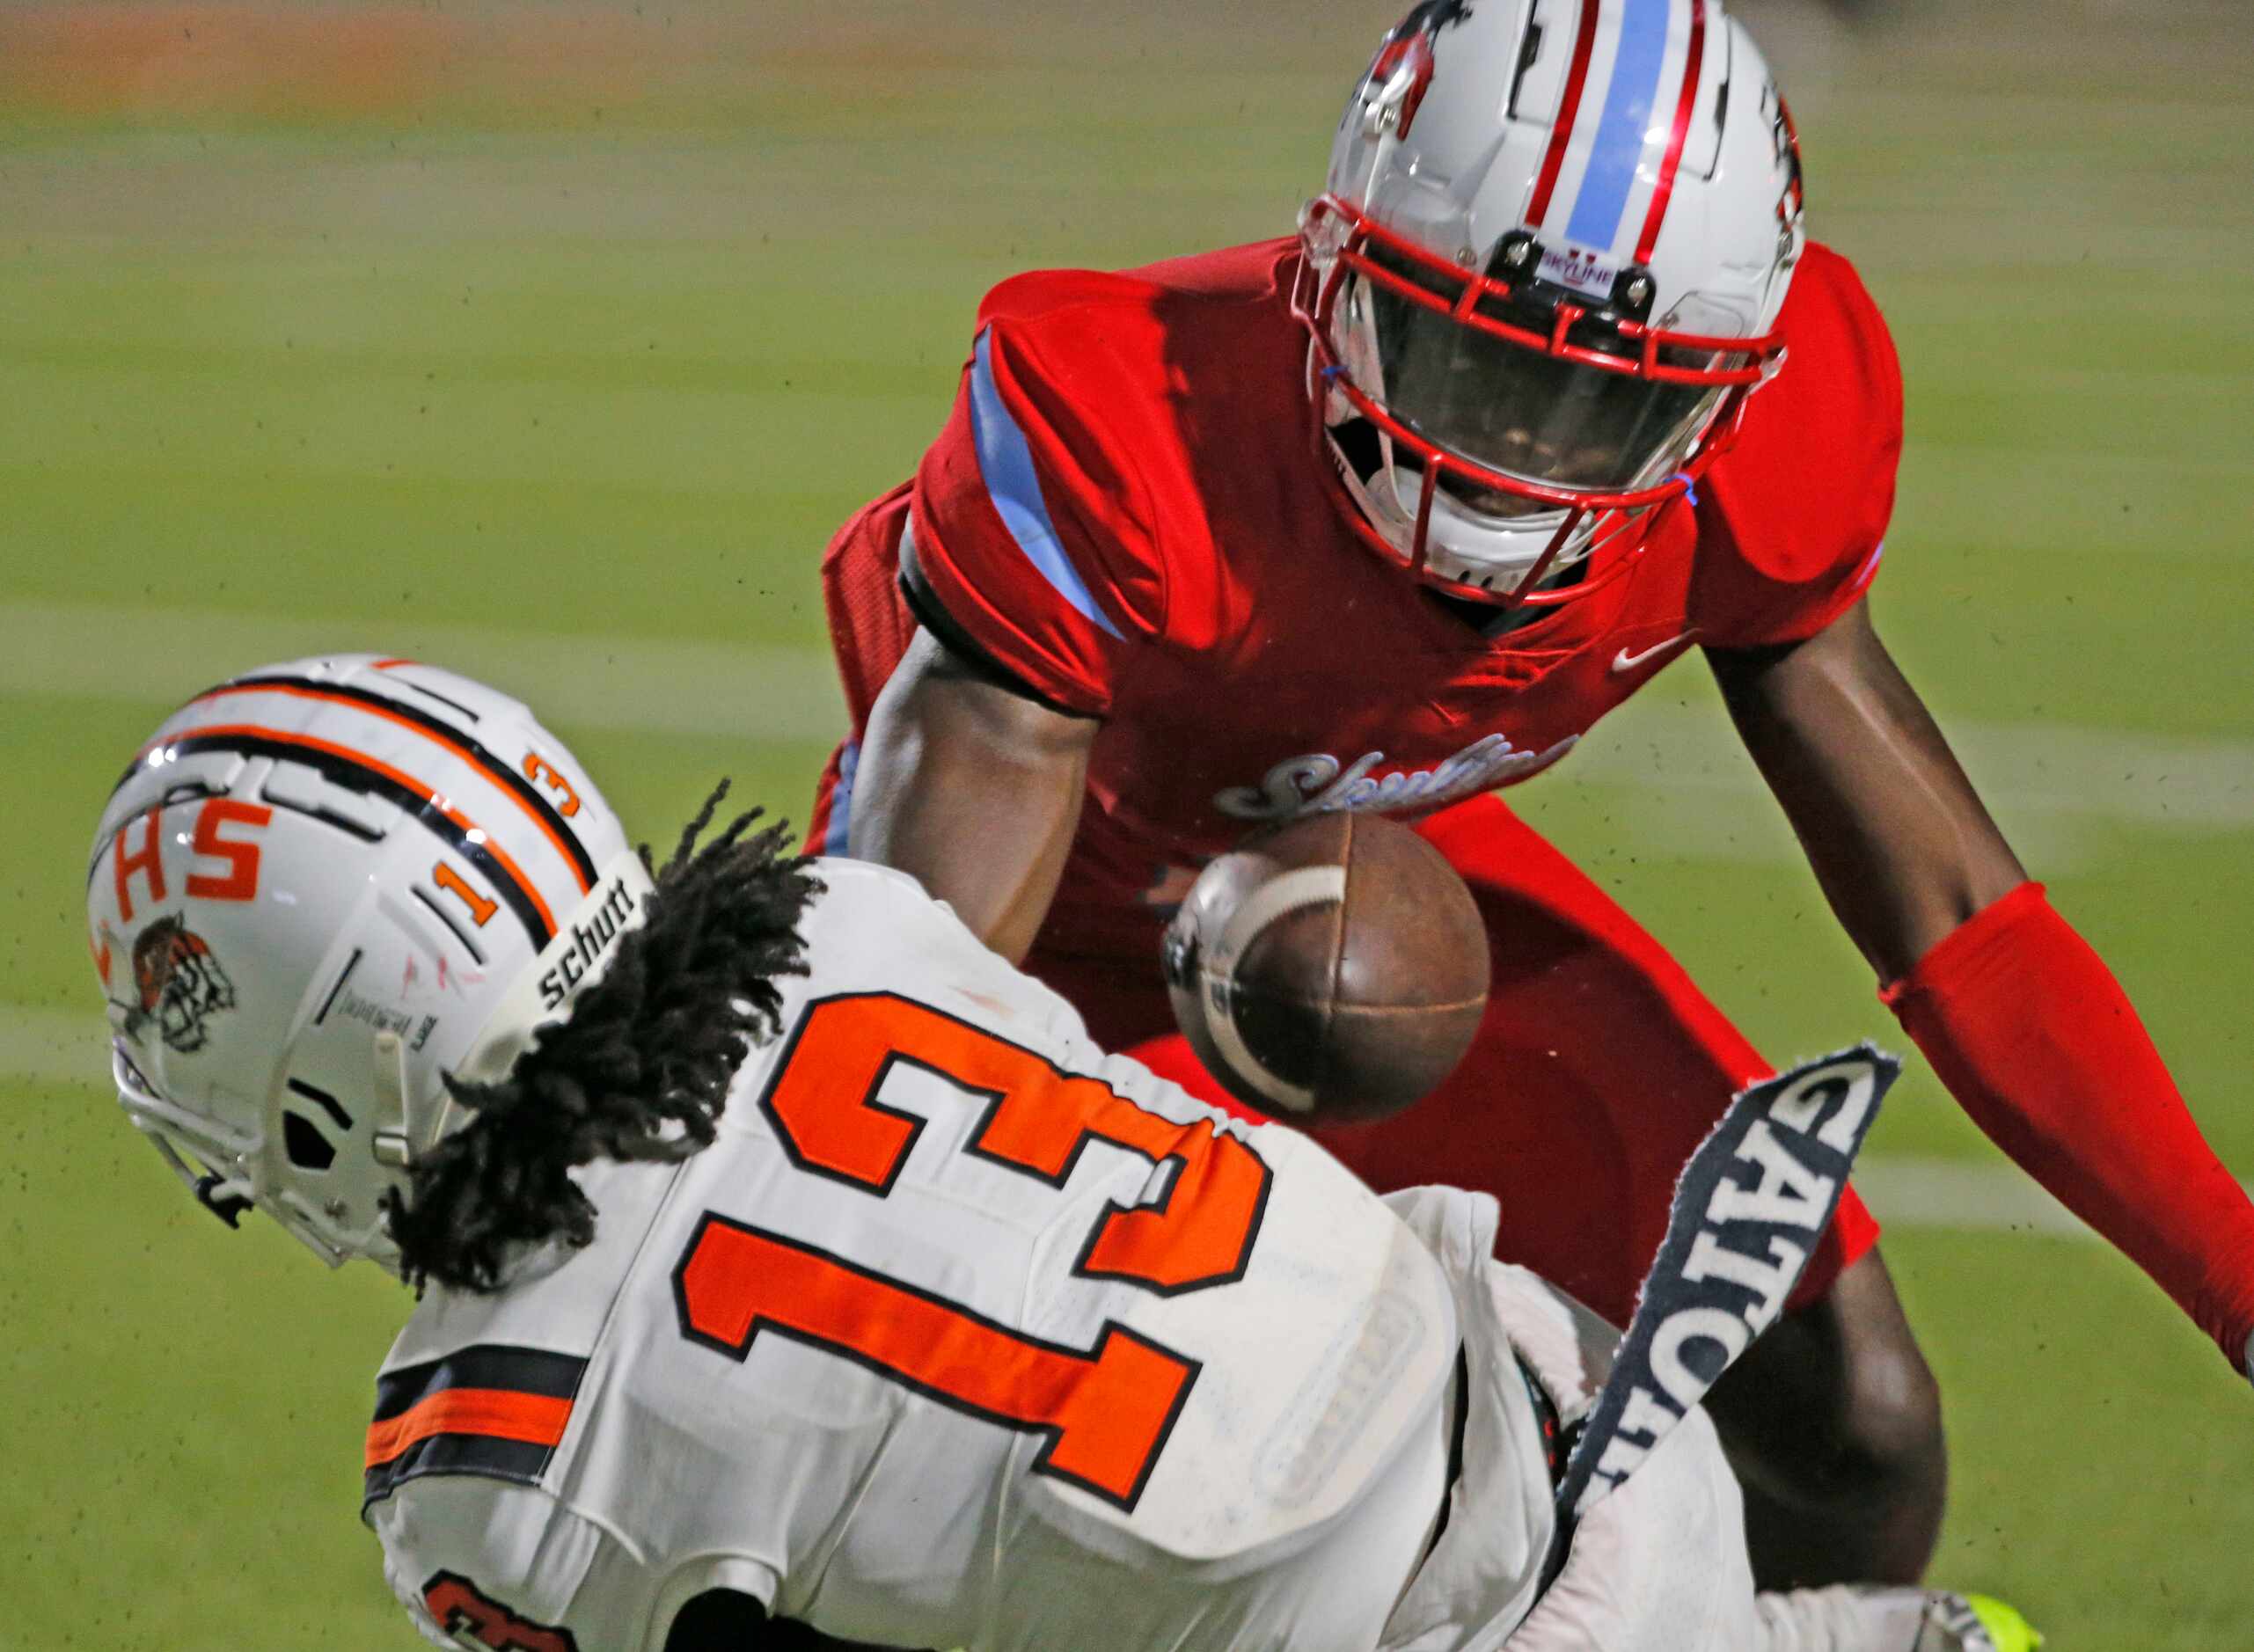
[1504,1406,1940,1652]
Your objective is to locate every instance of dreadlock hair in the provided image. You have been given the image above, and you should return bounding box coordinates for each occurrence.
[384,782,821,1294]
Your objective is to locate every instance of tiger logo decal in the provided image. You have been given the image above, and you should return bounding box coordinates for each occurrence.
[128,914,238,1055]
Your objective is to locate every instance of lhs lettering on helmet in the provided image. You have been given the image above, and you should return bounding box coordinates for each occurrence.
[185,800,270,901]
[1214,731,1577,822]
[111,800,272,920]
[536,874,643,1010]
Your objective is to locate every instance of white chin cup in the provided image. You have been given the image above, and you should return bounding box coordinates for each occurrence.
[1329,426,1604,599]
[1318,356,1602,598]
[1379,454,1596,596]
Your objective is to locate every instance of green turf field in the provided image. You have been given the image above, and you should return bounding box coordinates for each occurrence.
[3,2,2250,1644]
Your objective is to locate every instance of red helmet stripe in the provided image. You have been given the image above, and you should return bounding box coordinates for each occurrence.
[1526,0,1605,228]
[1632,0,1707,265]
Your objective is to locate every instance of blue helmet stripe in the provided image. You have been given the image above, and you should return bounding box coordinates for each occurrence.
[1564,0,1674,255]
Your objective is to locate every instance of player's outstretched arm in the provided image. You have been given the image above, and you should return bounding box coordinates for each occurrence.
[1710,598,2254,1379]
[850,625,1100,965]
[1706,598,2023,979]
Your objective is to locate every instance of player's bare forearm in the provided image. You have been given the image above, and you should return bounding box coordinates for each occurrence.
[850,626,1099,964]
[1706,598,2025,980]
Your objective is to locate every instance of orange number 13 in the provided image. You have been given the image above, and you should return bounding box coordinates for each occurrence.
[672,992,1270,1510]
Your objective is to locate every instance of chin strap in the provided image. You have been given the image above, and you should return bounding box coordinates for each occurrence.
[193,1173,252,1228]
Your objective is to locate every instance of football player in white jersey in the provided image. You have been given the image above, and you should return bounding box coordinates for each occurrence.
[88,656,2036,1652]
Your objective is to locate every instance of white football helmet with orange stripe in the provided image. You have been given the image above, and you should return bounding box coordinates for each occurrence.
[1297,0,1804,609]
[86,656,650,1270]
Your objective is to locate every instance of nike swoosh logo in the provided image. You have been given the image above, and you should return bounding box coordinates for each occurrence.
[1611,631,1700,675]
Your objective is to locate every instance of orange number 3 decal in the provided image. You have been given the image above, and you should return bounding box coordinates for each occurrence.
[673,992,1271,1510]
[521,752,582,817]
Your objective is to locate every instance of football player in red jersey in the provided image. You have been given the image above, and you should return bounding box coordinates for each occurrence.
[809,0,2254,1590]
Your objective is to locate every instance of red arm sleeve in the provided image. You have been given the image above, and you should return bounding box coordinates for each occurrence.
[1884,883,2254,1374]
[1691,245,1901,648]
[908,290,1167,717]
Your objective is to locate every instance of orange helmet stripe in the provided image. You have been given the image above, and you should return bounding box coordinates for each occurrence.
[132,722,560,943]
[190,678,596,895]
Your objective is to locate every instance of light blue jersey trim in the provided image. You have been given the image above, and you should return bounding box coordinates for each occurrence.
[1564,0,1673,255]
[968,328,1125,641]
[1851,539,1887,589]
[824,739,860,857]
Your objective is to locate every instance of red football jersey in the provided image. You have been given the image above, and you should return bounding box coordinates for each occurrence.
[819,237,1900,959]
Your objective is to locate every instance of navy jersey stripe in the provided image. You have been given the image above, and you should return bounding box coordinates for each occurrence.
[362,1433,558,1509]
[373,1344,589,1422]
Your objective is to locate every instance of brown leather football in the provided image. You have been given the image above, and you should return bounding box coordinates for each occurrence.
[1161,812,1489,1124]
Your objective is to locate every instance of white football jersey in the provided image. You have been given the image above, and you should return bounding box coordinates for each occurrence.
[364,861,1545,1652]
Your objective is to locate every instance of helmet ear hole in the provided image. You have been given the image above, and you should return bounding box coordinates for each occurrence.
[282,1110,337,1172]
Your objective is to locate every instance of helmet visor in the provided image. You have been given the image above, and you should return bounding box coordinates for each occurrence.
[1358,257,1728,498]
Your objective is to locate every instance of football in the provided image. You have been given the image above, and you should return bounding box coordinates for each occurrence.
[1161,812,1489,1124]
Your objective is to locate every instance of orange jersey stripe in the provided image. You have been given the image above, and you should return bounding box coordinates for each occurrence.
[140,721,560,937]
[189,681,594,896]
[362,1386,574,1471]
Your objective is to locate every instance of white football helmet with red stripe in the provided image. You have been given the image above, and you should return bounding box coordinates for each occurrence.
[1297,0,1804,609]
[86,656,649,1270]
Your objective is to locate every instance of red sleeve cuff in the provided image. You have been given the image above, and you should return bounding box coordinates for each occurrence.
[1877,880,2051,1006]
